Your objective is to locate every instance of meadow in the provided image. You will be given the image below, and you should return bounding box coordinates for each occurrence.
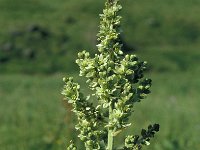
[1,70,200,150]
[0,0,200,149]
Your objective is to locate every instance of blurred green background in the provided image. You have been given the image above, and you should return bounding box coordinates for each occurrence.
[0,0,200,149]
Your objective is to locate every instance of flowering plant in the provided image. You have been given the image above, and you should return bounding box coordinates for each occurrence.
[62,0,159,149]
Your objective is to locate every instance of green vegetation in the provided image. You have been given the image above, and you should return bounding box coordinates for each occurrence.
[0,72,199,149]
[0,0,200,149]
[62,0,159,149]
[0,0,200,73]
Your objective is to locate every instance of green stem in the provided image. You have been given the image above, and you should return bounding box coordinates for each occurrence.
[107,105,113,150]
[107,0,115,149]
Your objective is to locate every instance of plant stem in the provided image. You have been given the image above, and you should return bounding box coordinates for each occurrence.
[107,105,113,150]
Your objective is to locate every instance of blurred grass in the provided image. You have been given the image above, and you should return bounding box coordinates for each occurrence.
[0,74,68,149]
[0,0,200,149]
[0,71,200,149]
[0,0,200,73]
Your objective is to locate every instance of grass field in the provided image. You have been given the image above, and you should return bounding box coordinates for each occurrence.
[0,0,200,149]
[0,0,200,73]
[0,69,200,150]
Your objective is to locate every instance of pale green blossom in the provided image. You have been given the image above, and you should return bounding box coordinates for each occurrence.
[62,0,159,149]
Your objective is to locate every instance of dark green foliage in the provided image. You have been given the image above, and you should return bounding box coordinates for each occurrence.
[123,124,160,150]
[0,0,200,73]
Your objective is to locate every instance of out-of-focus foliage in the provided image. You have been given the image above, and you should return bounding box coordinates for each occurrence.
[0,0,200,73]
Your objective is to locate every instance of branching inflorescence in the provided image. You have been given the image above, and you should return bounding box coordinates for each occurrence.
[62,0,159,149]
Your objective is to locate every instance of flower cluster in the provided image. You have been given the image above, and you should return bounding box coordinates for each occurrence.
[124,124,160,150]
[62,0,159,149]
[62,77,106,149]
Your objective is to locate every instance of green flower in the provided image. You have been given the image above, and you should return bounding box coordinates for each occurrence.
[62,0,159,149]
